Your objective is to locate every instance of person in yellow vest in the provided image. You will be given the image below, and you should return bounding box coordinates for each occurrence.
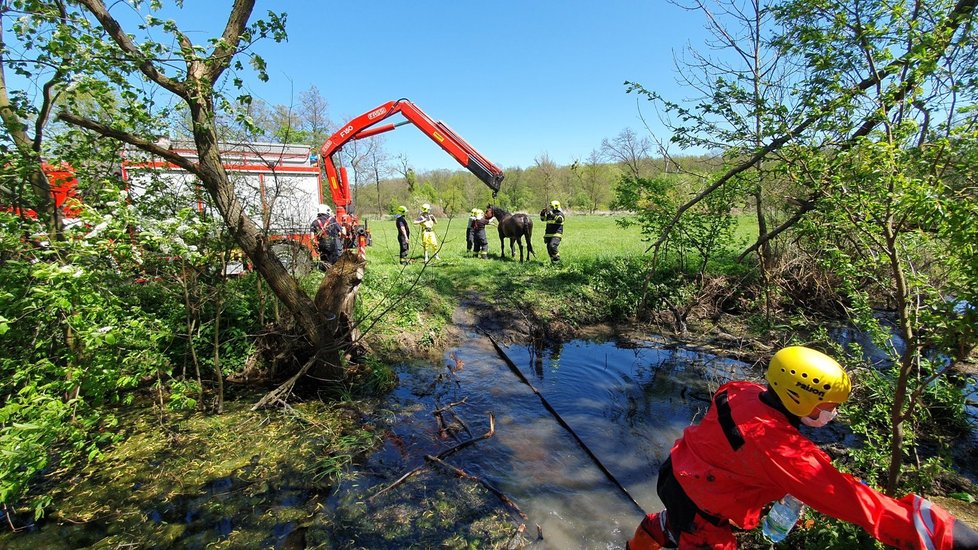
[413,203,440,263]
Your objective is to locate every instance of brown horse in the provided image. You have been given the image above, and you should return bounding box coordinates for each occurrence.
[486,205,535,262]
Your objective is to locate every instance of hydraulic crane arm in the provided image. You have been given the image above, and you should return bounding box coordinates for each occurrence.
[319,99,504,210]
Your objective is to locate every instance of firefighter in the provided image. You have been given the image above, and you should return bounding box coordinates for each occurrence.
[413,203,440,263]
[628,346,978,550]
[540,200,564,262]
[395,205,410,264]
[310,204,340,270]
[466,208,478,254]
[470,208,495,259]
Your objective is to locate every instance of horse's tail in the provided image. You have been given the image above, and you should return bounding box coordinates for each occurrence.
[525,217,536,256]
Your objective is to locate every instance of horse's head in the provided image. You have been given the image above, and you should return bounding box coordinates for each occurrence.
[485,206,494,219]
[488,204,512,220]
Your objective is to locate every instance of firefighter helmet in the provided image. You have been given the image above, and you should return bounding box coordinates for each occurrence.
[317,204,332,216]
[551,200,561,210]
[397,205,408,215]
[766,346,851,417]
[421,203,431,213]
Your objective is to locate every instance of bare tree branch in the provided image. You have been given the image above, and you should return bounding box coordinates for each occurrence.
[209,0,256,82]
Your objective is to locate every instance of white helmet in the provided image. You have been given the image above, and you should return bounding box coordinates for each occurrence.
[421,203,431,213]
[317,204,332,216]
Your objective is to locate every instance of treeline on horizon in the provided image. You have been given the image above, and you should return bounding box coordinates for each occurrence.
[347,152,723,219]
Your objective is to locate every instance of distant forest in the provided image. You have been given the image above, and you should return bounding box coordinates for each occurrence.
[347,148,721,219]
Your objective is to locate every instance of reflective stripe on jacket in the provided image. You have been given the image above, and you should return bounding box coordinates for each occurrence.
[670,381,956,550]
[542,209,564,238]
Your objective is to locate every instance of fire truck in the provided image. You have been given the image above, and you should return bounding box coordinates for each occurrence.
[122,99,504,272]
[122,140,323,274]
[318,98,505,254]
[12,100,503,274]
[1,162,83,221]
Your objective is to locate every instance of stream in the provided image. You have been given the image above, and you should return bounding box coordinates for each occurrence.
[5,310,972,548]
[328,321,749,549]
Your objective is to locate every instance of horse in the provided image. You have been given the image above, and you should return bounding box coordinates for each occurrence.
[486,205,535,262]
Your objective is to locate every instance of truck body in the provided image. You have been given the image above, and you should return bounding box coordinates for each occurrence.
[124,140,323,273]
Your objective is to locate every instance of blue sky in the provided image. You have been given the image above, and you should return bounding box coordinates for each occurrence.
[8,1,711,173]
[220,1,711,172]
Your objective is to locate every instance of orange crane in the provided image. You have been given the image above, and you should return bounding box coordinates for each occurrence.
[319,98,505,254]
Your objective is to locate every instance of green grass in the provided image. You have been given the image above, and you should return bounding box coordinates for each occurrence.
[346,211,761,358]
[351,213,647,356]
[357,210,759,274]
[358,211,651,265]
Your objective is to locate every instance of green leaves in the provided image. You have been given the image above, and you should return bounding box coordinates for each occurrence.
[0,202,175,513]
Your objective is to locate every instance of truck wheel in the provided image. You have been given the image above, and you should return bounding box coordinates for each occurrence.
[270,241,313,278]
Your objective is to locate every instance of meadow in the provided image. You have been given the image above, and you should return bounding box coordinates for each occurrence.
[358,211,651,267]
[344,211,759,357]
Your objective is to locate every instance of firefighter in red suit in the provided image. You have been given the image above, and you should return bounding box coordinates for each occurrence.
[628,346,978,550]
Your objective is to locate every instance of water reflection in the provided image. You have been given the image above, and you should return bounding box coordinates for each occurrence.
[347,331,750,549]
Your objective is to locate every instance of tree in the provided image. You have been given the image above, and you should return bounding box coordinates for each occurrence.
[629,0,799,321]
[336,132,385,215]
[57,0,361,386]
[533,153,559,207]
[768,0,978,495]
[365,138,390,217]
[398,156,417,194]
[0,0,75,237]
[298,84,330,147]
[570,150,611,213]
[630,0,978,497]
[600,128,652,180]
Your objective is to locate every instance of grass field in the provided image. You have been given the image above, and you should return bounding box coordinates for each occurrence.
[358,211,651,266]
[342,211,758,356]
[357,210,759,268]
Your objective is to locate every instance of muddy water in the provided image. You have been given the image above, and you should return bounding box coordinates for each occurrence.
[339,326,749,549]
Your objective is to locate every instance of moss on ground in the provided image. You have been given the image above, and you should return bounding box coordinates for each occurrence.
[0,383,524,549]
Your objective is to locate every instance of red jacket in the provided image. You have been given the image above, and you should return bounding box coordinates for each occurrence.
[670,381,955,550]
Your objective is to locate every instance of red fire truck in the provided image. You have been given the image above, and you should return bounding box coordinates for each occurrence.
[10,100,503,274]
[123,140,322,273]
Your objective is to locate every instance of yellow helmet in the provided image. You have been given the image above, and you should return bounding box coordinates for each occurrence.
[421,203,431,213]
[470,208,480,217]
[396,205,408,215]
[551,200,561,210]
[766,346,851,417]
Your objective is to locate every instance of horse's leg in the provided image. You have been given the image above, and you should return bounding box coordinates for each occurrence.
[517,237,525,263]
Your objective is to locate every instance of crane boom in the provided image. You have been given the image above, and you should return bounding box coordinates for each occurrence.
[318,99,504,255]
[320,99,504,208]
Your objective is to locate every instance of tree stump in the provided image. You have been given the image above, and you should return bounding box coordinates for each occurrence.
[232,250,368,404]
